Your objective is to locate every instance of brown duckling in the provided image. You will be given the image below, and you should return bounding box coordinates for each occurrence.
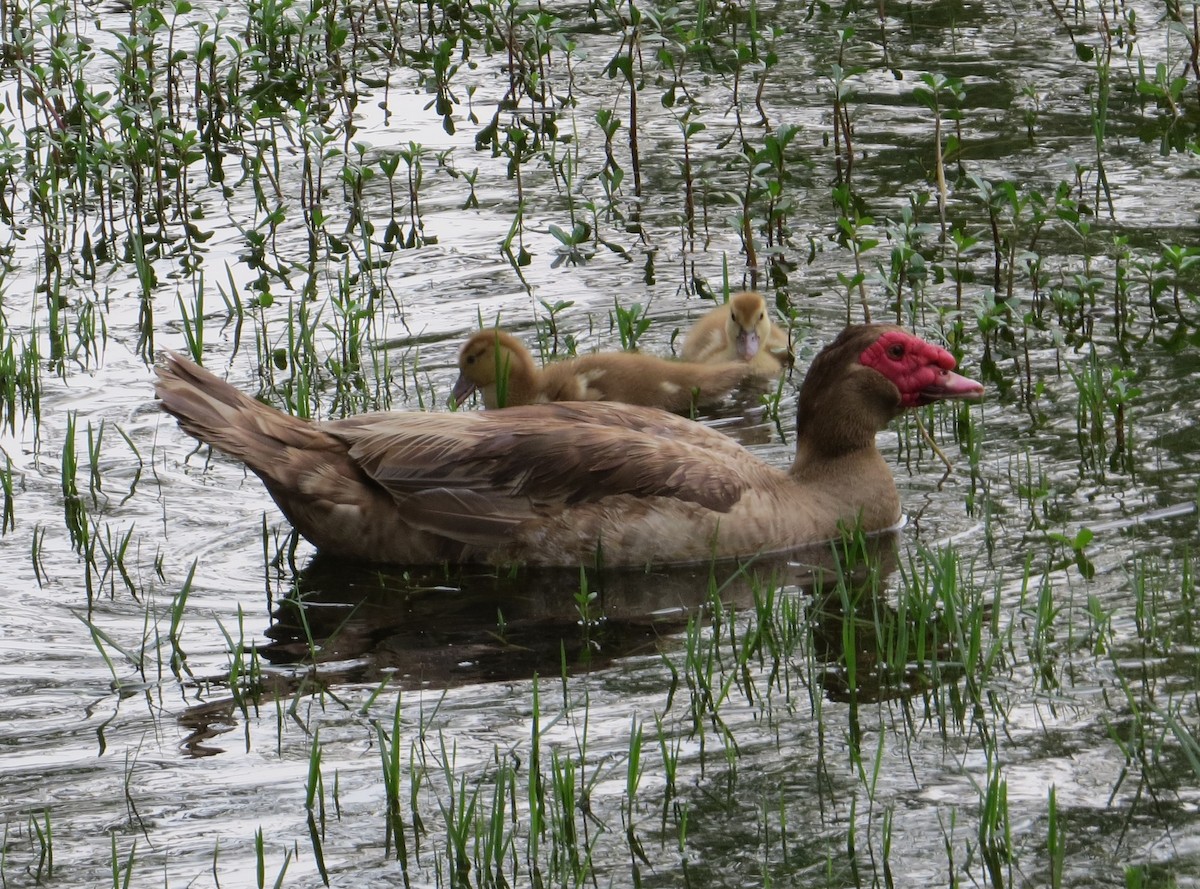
[451,329,756,413]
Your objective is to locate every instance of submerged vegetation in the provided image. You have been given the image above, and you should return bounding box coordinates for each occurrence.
[1,0,1199,885]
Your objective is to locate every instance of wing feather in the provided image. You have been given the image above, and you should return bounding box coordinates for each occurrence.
[329,403,753,538]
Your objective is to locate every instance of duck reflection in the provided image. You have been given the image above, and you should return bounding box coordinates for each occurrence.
[180,531,975,755]
[260,559,692,686]
[257,533,901,689]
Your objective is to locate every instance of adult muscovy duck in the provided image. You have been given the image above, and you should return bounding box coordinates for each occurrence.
[155,324,982,567]
[682,290,793,374]
[451,328,756,412]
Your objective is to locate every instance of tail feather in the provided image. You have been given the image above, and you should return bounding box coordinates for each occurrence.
[154,353,332,477]
[155,352,435,560]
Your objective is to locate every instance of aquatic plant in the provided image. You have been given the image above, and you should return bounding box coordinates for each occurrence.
[0,0,1198,886]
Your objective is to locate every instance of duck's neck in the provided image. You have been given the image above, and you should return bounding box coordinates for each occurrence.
[789,437,900,533]
[788,431,886,479]
[788,381,904,533]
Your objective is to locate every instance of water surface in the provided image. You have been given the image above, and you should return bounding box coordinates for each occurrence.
[1,0,1199,886]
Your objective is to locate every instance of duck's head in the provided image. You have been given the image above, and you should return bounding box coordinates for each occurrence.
[856,326,984,408]
[797,324,984,455]
[726,291,773,361]
[451,329,527,407]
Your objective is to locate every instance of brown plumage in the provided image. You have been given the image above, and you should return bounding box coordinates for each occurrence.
[451,329,756,413]
[681,291,792,374]
[155,324,982,567]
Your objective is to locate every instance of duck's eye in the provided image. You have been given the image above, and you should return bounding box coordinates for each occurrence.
[466,355,476,365]
[887,343,905,360]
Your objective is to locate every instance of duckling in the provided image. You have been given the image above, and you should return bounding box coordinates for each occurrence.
[681,291,792,374]
[451,329,756,414]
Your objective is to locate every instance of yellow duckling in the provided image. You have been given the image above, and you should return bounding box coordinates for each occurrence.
[681,291,792,374]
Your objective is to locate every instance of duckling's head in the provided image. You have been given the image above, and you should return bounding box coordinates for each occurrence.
[451,329,529,408]
[726,291,772,361]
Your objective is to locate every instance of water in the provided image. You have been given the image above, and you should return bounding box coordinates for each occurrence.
[1,0,1199,886]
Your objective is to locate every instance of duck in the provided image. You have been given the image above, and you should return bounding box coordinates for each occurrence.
[154,324,982,568]
[681,290,792,374]
[451,328,757,413]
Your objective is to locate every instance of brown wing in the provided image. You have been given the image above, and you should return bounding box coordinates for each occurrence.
[327,402,755,544]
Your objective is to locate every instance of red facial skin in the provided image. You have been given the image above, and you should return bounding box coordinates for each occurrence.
[859,330,984,407]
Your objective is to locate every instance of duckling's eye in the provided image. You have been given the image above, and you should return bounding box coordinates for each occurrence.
[887,343,905,360]
[466,355,476,365]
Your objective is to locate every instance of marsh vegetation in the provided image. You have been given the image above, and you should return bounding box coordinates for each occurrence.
[1,0,1199,885]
